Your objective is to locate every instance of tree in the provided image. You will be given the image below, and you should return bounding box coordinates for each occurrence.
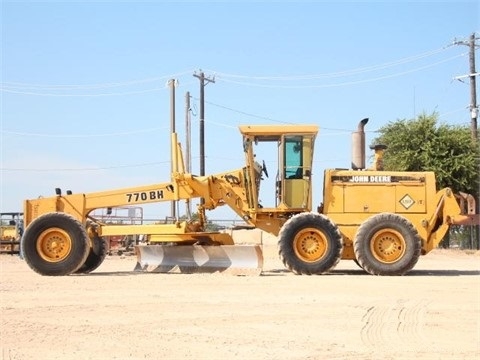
[371,112,479,197]
[371,112,480,249]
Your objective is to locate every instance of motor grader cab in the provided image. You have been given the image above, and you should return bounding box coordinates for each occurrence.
[238,125,317,229]
[21,121,479,276]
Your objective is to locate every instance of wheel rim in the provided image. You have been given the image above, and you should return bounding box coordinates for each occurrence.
[36,227,72,262]
[293,228,328,263]
[370,228,406,264]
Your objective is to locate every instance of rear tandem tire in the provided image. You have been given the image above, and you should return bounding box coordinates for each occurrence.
[75,236,108,274]
[278,212,343,275]
[354,213,421,276]
[21,213,90,276]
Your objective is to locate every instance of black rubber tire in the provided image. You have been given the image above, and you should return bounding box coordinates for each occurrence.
[278,212,343,275]
[353,258,363,270]
[75,236,108,274]
[354,213,421,276]
[21,213,90,276]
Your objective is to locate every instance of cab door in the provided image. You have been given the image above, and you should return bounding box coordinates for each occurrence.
[280,135,314,210]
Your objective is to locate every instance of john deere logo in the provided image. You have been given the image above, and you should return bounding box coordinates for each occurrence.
[400,194,415,209]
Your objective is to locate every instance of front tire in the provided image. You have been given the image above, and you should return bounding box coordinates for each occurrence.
[354,213,421,276]
[21,213,90,276]
[278,212,343,275]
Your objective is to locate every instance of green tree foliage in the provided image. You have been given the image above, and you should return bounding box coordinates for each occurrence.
[371,112,480,198]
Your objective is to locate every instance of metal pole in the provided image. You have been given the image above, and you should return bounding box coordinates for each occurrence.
[469,34,480,248]
[193,71,215,206]
[454,33,480,248]
[169,79,176,220]
[185,91,192,218]
[469,33,478,142]
[199,72,205,177]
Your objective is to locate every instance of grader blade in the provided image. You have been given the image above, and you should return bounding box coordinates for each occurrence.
[134,245,263,276]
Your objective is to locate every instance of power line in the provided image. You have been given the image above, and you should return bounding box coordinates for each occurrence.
[1,46,462,96]
[195,97,375,132]
[0,70,198,97]
[214,54,465,89]
[205,46,452,81]
[198,98,292,124]
[1,126,168,138]
[1,70,194,90]
[0,87,164,97]
[1,160,171,172]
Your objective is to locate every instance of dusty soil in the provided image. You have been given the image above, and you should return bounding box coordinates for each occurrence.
[1,242,479,360]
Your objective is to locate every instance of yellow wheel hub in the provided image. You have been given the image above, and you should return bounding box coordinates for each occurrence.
[36,227,72,262]
[370,228,405,264]
[293,228,328,263]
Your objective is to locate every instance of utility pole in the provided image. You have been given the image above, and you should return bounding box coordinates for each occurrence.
[454,33,480,249]
[193,71,215,177]
[468,33,478,142]
[185,91,192,218]
[193,71,215,207]
[168,79,177,220]
[454,33,479,141]
[466,34,480,250]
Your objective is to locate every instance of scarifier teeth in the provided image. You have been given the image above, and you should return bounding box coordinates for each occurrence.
[134,245,263,276]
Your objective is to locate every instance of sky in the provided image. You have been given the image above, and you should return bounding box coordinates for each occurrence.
[1,1,478,222]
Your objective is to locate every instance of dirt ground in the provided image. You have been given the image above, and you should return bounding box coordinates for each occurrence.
[1,240,479,360]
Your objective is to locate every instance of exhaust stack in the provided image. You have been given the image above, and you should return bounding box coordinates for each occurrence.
[351,118,369,170]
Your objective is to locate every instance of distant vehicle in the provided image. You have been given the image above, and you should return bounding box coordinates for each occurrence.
[1,212,23,255]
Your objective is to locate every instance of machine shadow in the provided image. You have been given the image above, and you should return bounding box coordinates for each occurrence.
[408,269,480,276]
[261,268,480,277]
[85,266,480,277]
[81,271,148,277]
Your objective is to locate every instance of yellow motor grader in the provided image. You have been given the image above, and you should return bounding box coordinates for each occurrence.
[21,120,479,276]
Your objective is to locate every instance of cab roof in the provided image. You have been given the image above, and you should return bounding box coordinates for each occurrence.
[239,124,319,137]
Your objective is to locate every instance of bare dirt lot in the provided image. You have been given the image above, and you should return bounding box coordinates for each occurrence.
[1,244,479,360]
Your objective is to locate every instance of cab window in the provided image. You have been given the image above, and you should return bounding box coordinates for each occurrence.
[284,136,303,179]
